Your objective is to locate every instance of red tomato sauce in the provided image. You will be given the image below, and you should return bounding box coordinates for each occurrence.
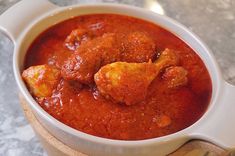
[24,14,212,140]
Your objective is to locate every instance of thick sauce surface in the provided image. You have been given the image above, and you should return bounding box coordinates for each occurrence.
[24,14,212,140]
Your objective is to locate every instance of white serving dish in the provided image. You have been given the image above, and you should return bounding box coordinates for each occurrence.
[0,0,235,155]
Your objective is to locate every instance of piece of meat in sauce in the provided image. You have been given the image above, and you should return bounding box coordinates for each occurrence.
[94,49,181,105]
[22,65,60,97]
[64,28,93,51]
[162,66,188,89]
[121,31,157,63]
[62,33,121,84]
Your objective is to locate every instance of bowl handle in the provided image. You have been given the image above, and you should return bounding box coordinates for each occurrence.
[191,81,235,150]
[0,0,58,42]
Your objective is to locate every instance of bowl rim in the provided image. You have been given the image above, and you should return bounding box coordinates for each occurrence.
[13,3,223,146]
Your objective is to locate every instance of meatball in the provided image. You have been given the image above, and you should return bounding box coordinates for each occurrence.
[121,31,157,63]
[62,33,121,84]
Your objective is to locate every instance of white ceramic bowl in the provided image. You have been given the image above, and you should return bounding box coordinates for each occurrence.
[0,0,235,155]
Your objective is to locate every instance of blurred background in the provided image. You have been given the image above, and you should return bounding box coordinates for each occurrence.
[0,0,234,155]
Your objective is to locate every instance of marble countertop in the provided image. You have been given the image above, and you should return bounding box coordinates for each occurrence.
[0,0,234,156]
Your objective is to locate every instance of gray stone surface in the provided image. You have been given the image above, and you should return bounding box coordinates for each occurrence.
[0,0,234,155]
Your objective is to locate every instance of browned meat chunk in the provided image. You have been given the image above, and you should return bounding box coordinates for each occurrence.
[64,28,93,51]
[61,52,102,85]
[163,66,188,88]
[121,31,157,63]
[62,33,121,84]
